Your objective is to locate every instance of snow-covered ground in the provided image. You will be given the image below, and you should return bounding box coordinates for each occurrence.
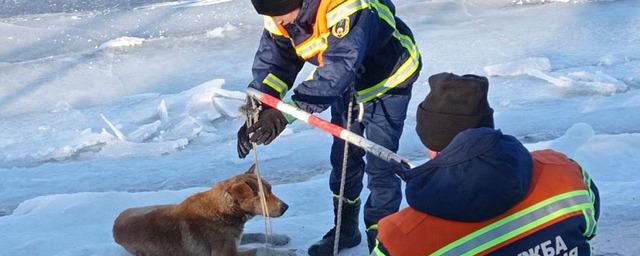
[0,0,638,255]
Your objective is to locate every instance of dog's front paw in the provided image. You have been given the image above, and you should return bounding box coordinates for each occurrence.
[254,247,297,256]
[268,234,290,246]
[241,233,290,246]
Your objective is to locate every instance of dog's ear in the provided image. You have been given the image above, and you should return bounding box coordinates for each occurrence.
[229,180,254,200]
[244,164,256,175]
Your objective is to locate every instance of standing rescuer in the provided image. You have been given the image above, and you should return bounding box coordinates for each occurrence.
[237,0,421,254]
[374,73,600,256]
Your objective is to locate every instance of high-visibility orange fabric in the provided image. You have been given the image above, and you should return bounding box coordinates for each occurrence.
[377,150,588,255]
[283,0,346,65]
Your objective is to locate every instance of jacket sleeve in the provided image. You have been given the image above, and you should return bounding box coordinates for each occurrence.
[250,30,305,99]
[291,9,378,113]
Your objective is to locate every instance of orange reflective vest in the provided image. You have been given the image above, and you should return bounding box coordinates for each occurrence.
[376,150,598,256]
[260,0,421,103]
[264,0,347,65]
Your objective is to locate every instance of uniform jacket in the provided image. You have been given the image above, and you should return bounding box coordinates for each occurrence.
[249,0,421,113]
[376,128,600,255]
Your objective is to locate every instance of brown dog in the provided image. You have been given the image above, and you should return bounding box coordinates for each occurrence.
[113,165,293,256]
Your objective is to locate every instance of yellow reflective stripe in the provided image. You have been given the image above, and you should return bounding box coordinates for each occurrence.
[582,208,596,238]
[263,16,283,36]
[326,0,370,27]
[333,194,360,205]
[295,0,369,60]
[262,73,289,98]
[432,190,593,256]
[295,34,329,59]
[369,0,395,28]
[356,31,419,102]
[367,224,378,231]
[354,0,420,102]
[291,0,420,100]
[373,239,388,256]
[579,167,598,237]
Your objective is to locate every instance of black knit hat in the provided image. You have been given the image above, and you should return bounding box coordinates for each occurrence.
[251,0,303,16]
[416,73,494,152]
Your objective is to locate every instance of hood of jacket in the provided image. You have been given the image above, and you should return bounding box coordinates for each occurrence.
[405,128,533,222]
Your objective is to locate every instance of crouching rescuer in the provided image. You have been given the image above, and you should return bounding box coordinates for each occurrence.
[374,73,600,256]
[236,0,421,254]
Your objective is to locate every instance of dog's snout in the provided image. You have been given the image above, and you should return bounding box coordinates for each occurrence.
[281,202,289,214]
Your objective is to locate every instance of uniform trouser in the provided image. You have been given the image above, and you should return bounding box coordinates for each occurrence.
[329,90,412,229]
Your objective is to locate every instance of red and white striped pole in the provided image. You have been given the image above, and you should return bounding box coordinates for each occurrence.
[246,88,415,169]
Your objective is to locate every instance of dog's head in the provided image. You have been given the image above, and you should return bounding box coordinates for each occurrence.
[225,164,288,218]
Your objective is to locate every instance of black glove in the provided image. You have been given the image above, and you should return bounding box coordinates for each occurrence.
[391,160,413,181]
[248,108,288,145]
[237,123,252,159]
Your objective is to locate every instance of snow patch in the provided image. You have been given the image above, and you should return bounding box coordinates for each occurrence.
[0,128,116,168]
[206,23,237,38]
[98,139,189,158]
[51,101,72,113]
[136,0,232,10]
[99,37,145,49]
[598,54,626,66]
[512,0,617,5]
[484,57,551,77]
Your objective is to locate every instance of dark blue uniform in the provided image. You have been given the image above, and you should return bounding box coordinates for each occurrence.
[249,0,421,232]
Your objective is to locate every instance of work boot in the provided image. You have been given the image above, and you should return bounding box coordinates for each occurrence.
[366,228,378,253]
[308,199,362,256]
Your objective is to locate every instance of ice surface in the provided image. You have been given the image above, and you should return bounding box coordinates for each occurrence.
[206,22,237,39]
[485,57,628,96]
[0,0,638,255]
[1,127,639,255]
[484,57,552,76]
[99,36,145,49]
[0,79,243,169]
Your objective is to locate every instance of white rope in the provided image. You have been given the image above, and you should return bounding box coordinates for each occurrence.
[334,98,355,256]
[246,98,273,247]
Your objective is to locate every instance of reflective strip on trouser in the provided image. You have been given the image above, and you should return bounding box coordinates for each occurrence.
[333,194,360,205]
[432,190,595,256]
[356,0,420,102]
[373,239,388,256]
[262,73,288,98]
